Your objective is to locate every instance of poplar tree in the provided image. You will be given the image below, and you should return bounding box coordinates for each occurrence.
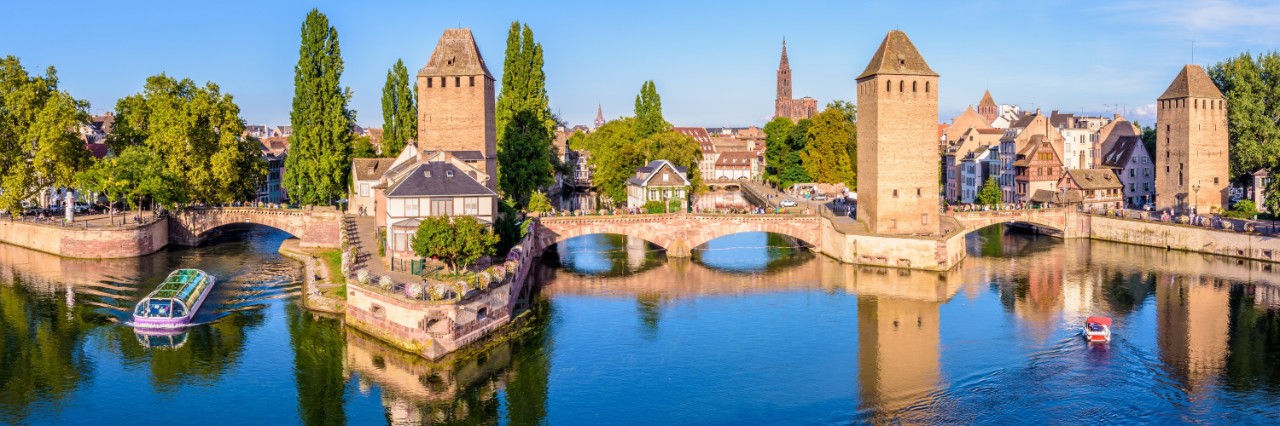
[285,9,355,206]
[495,21,555,208]
[634,80,668,138]
[380,58,416,157]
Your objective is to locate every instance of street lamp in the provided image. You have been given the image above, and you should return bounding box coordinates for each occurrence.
[1192,182,1201,216]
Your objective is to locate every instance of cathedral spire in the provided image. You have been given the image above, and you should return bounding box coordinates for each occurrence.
[594,103,604,128]
[777,39,791,101]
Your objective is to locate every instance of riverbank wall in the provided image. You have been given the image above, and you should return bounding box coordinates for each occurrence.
[0,217,168,259]
[817,216,967,271]
[1087,215,1280,263]
[344,230,536,360]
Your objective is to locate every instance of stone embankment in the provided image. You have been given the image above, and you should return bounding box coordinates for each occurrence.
[0,216,168,258]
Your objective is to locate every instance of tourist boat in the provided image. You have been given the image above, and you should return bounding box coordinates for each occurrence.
[1084,316,1112,343]
[132,269,216,328]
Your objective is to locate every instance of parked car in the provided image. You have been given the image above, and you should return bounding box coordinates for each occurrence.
[813,194,828,201]
[779,199,798,207]
[1143,203,1154,211]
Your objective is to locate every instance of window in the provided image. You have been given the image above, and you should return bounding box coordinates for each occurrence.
[922,214,929,225]
[912,81,917,92]
[469,76,475,87]
[359,183,370,197]
[916,188,921,196]
[1214,177,1220,185]
[405,199,419,217]
[441,77,447,87]
[925,81,930,92]
[455,76,460,87]
[427,78,432,88]
[1129,169,1135,178]
[464,198,479,215]
[893,189,899,197]
[432,199,453,216]
[899,80,904,92]
[886,80,891,92]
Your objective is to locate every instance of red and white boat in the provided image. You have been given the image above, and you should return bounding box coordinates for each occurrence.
[1084,316,1112,343]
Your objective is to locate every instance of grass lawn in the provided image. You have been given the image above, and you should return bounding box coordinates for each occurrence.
[315,249,347,298]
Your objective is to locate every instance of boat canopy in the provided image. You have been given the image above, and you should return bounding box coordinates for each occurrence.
[1085,316,1112,326]
[134,269,212,319]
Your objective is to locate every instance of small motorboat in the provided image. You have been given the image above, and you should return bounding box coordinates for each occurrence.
[1084,316,1112,343]
[133,269,216,328]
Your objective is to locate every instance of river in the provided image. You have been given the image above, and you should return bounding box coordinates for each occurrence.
[0,224,1278,424]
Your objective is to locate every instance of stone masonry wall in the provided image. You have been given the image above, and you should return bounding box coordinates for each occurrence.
[1089,215,1280,263]
[0,218,167,259]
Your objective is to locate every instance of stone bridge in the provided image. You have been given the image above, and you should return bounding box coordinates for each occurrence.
[534,214,824,257]
[169,207,344,248]
[947,208,1088,238]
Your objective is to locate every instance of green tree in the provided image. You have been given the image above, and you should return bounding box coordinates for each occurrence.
[351,135,376,158]
[527,191,553,213]
[763,117,794,186]
[499,110,554,208]
[495,22,555,208]
[801,106,857,186]
[411,216,499,274]
[977,176,1002,205]
[1209,52,1280,182]
[109,74,263,205]
[634,80,669,138]
[0,56,90,215]
[285,9,356,206]
[1140,126,1157,168]
[380,58,416,156]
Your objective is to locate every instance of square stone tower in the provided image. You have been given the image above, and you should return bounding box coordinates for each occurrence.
[855,31,940,235]
[1155,65,1227,214]
[418,28,497,189]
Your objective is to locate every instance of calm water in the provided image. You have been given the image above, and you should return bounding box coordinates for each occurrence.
[1,225,1279,425]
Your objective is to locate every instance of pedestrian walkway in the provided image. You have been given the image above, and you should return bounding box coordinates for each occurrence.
[348,215,422,286]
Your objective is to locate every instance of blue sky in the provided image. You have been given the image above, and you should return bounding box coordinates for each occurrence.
[3,0,1278,129]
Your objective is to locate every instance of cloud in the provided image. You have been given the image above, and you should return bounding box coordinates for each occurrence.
[1131,103,1158,119]
[1105,0,1280,46]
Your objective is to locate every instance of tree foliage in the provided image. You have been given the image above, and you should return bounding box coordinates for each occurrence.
[634,80,668,138]
[499,111,555,207]
[1209,52,1280,181]
[527,191,553,213]
[76,146,180,216]
[977,176,1002,205]
[285,9,355,205]
[801,105,857,186]
[0,56,90,215]
[411,215,499,274]
[109,74,264,204]
[572,117,702,206]
[763,117,812,189]
[495,21,556,209]
[380,58,416,157]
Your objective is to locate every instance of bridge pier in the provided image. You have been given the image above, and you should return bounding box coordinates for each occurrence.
[666,240,692,257]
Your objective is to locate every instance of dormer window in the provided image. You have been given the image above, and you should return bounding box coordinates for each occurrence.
[424,170,432,178]
[446,169,454,177]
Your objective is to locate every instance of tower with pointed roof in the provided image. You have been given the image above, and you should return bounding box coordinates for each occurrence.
[774,40,817,121]
[977,90,998,125]
[594,104,604,129]
[1155,64,1227,213]
[417,28,497,189]
[855,30,940,235]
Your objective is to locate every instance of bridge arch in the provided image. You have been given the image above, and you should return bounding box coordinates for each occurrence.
[169,208,343,248]
[534,214,823,257]
[948,208,1082,239]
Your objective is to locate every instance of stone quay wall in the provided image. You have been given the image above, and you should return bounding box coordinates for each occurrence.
[345,228,536,359]
[818,216,966,272]
[0,217,168,259]
[1088,215,1280,263]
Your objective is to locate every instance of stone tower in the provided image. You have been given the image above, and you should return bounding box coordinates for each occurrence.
[594,104,605,128]
[775,39,793,119]
[855,30,940,235]
[1155,64,1227,214]
[417,28,497,189]
[977,90,997,125]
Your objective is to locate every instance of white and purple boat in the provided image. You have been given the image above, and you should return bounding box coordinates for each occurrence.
[132,269,216,328]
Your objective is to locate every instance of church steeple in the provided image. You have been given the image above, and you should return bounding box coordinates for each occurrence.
[777,39,791,101]
[594,104,604,128]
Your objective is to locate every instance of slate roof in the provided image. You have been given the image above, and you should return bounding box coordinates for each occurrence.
[450,150,485,161]
[420,28,493,79]
[857,30,937,80]
[1100,136,1144,169]
[385,162,498,198]
[84,143,109,159]
[1159,65,1224,100]
[627,160,690,186]
[1010,113,1038,129]
[1064,168,1122,191]
[1049,111,1075,128]
[352,158,398,181]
